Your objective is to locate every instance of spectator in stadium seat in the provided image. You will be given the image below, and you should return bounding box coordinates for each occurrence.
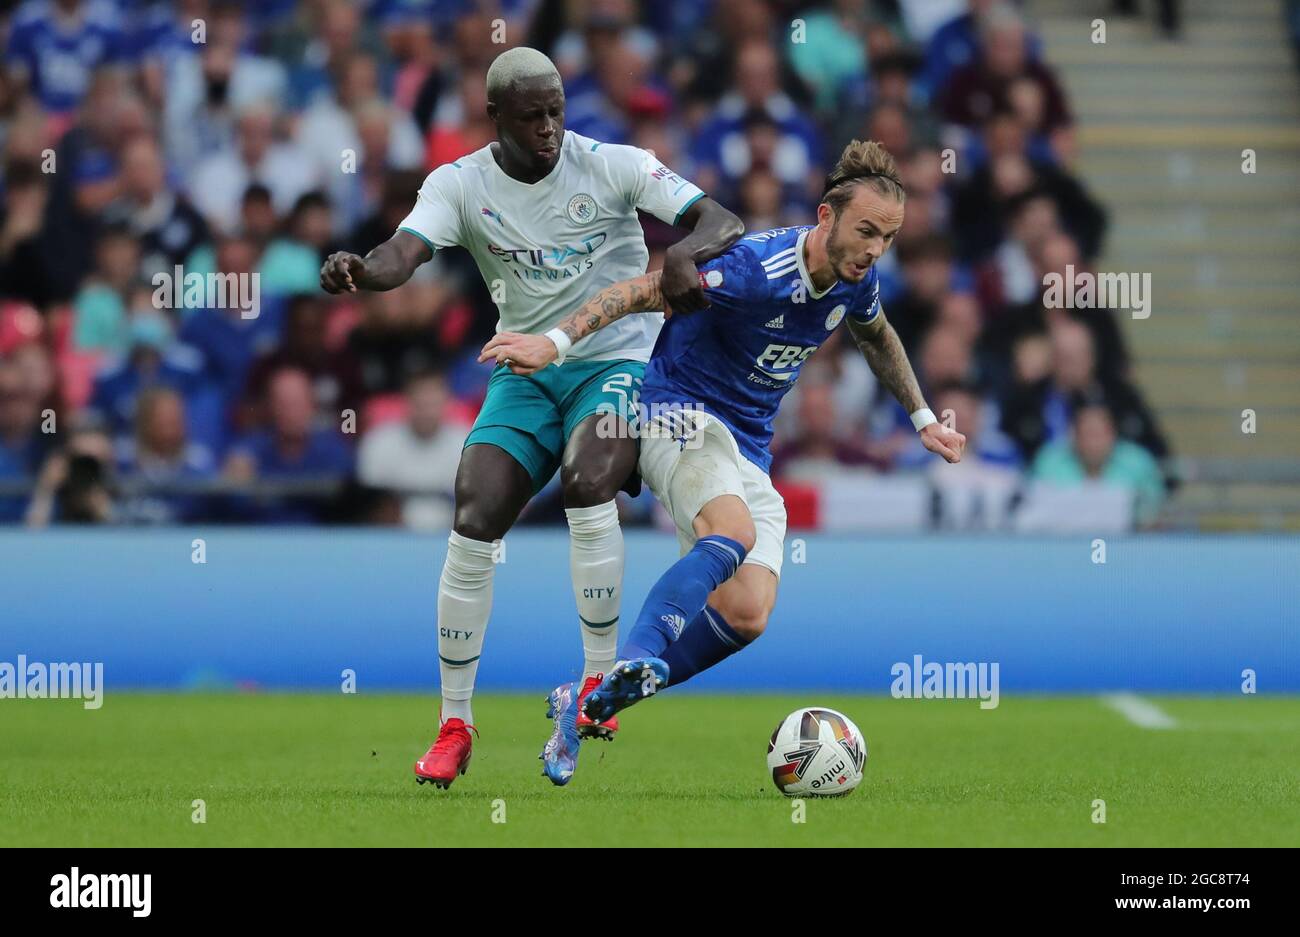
[132,0,208,110]
[690,39,823,205]
[349,170,427,255]
[114,385,216,524]
[285,0,379,110]
[1033,231,1128,380]
[241,292,364,433]
[783,0,869,117]
[186,186,328,297]
[924,381,1022,528]
[178,235,287,411]
[282,191,339,263]
[886,234,972,355]
[844,53,940,153]
[736,169,795,232]
[950,108,1106,262]
[938,3,1070,137]
[71,222,140,355]
[187,102,317,234]
[0,162,57,309]
[0,355,56,520]
[223,366,353,524]
[4,0,129,122]
[254,189,331,296]
[24,418,116,526]
[863,103,914,173]
[1031,399,1165,528]
[357,369,466,530]
[424,67,495,169]
[920,0,1042,101]
[102,134,209,278]
[346,271,470,398]
[868,320,983,469]
[918,322,980,397]
[36,73,153,303]
[974,189,1059,316]
[771,380,882,483]
[163,6,289,178]
[297,52,424,234]
[88,308,223,448]
[1001,317,1167,465]
[551,0,660,86]
[562,11,670,145]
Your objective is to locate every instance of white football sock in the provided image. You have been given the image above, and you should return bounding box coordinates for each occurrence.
[565,501,623,679]
[437,530,496,726]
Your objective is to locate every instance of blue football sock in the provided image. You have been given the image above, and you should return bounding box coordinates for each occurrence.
[661,605,752,687]
[620,535,748,660]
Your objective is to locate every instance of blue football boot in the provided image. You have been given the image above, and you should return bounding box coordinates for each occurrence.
[580,657,670,724]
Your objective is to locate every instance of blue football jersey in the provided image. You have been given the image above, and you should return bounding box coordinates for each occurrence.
[640,226,882,474]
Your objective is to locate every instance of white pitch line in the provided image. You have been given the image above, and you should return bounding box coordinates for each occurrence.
[1102,693,1178,729]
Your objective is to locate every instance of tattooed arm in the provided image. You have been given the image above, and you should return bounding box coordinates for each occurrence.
[477,271,667,375]
[847,311,966,463]
[846,311,925,414]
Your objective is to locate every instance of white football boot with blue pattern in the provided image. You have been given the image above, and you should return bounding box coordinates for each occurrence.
[539,682,582,786]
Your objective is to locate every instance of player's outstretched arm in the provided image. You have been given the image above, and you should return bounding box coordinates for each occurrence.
[847,312,966,463]
[478,271,666,375]
[320,230,433,294]
[661,197,744,313]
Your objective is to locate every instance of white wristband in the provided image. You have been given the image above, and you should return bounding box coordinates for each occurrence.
[910,407,937,432]
[544,327,572,365]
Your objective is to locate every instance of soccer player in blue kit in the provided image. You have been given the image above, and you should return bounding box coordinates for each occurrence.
[479,140,967,784]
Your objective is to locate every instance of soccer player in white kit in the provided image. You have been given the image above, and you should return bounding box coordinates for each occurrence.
[320,48,742,789]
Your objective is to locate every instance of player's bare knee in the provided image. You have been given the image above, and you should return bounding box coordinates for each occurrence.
[452,502,506,544]
[560,465,618,508]
[724,597,769,641]
[693,498,756,553]
[697,518,756,553]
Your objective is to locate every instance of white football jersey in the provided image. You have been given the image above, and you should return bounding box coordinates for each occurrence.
[397,130,704,363]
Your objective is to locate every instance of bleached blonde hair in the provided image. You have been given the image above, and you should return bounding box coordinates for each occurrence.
[485,47,561,102]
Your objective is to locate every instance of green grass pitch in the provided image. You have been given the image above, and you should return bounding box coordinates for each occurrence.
[3,693,1297,847]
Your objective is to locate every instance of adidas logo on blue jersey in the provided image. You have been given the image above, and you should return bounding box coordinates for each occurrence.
[765,314,785,329]
[661,614,687,638]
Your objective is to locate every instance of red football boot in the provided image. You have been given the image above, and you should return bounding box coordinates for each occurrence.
[414,718,476,788]
[575,674,620,740]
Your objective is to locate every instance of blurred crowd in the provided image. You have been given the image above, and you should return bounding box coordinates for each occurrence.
[0,0,1170,529]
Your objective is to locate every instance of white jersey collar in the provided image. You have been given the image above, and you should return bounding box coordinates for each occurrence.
[796,228,835,300]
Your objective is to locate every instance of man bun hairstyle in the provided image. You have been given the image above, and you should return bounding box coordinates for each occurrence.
[822,139,905,214]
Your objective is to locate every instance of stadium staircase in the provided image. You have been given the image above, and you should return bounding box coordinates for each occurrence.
[1033,0,1300,529]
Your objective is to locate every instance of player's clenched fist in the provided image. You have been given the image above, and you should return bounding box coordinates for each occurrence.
[919,422,966,464]
[320,252,367,293]
[478,332,559,375]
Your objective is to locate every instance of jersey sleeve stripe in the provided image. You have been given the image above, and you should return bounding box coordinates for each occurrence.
[398,226,437,252]
[672,191,705,226]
